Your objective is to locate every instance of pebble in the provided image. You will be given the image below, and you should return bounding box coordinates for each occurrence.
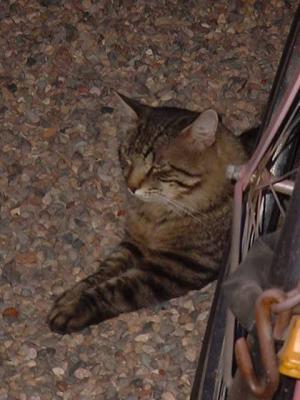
[10,207,21,217]
[52,367,65,377]
[161,392,176,400]
[184,323,195,331]
[185,348,197,363]
[1,261,21,284]
[27,348,37,360]
[51,283,64,296]
[19,345,37,360]
[89,87,101,96]
[42,192,52,206]
[74,368,92,380]
[159,90,175,102]
[142,345,156,354]
[197,311,209,322]
[134,334,150,343]
[26,110,40,123]
[183,300,195,312]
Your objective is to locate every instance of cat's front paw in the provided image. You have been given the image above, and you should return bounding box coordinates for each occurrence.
[47,291,100,334]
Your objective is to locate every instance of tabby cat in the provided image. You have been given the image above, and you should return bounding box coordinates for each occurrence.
[48,93,247,334]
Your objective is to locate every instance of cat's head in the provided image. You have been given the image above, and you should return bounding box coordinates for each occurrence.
[116,93,231,211]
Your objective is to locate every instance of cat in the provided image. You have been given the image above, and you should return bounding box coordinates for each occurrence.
[47,93,247,334]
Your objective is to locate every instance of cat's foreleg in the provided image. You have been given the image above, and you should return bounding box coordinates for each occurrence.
[47,241,142,333]
[47,254,205,334]
[48,268,155,334]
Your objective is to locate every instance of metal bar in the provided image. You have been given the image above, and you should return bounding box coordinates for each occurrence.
[269,171,300,290]
[190,249,231,400]
[267,158,300,400]
[273,179,294,196]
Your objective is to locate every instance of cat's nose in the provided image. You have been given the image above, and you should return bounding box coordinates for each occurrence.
[127,168,145,193]
[127,182,139,193]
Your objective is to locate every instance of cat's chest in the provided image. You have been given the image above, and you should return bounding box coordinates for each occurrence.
[126,200,232,253]
[126,205,198,251]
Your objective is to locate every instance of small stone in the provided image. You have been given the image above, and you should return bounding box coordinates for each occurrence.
[26,110,40,123]
[26,56,37,66]
[185,347,197,362]
[134,334,150,343]
[159,90,175,102]
[101,106,114,114]
[42,192,52,206]
[107,51,118,67]
[43,127,57,140]
[7,83,17,93]
[62,233,74,244]
[19,345,37,360]
[145,77,157,91]
[74,367,92,379]
[27,360,37,367]
[82,0,92,9]
[51,283,64,296]
[52,367,65,377]
[141,353,152,368]
[197,311,209,322]
[145,48,153,56]
[217,14,226,25]
[227,27,236,34]
[160,321,174,336]
[2,261,21,283]
[142,345,156,354]
[178,314,190,325]
[16,251,37,265]
[38,347,56,360]
[72,238,84,249]
[27,348,38,360]
[89,87,101,96]
[183,300,195,311]
[161,392,176,400]
[56,381,68,392]
[2,307,19,319]
[184,323,194,331]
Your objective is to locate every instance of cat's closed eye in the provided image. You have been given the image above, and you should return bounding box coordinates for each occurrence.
[118,148,132,174]
[152,163,170,174]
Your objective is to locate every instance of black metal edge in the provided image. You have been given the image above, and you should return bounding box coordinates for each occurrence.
[268,141,300,399]
[270,158,300,289]
[190,255,229,400]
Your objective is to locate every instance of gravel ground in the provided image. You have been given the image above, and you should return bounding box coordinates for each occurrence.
[0,1,297,399]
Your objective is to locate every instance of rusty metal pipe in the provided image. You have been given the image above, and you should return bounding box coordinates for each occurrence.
[235,289,287,398]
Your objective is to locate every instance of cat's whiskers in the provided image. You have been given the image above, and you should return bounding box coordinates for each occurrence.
[155,193,203,224]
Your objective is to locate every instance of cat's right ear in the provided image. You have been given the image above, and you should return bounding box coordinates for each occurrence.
[180,109,218,150]
[114,92,145,120]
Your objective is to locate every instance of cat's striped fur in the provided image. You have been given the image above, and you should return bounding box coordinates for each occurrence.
[48,94,247,334]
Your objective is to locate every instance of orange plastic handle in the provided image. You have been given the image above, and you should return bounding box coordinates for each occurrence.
[279,316,300,379]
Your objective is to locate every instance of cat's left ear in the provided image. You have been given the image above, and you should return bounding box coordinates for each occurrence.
[115,92,146,120]
[183,109,218,148]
